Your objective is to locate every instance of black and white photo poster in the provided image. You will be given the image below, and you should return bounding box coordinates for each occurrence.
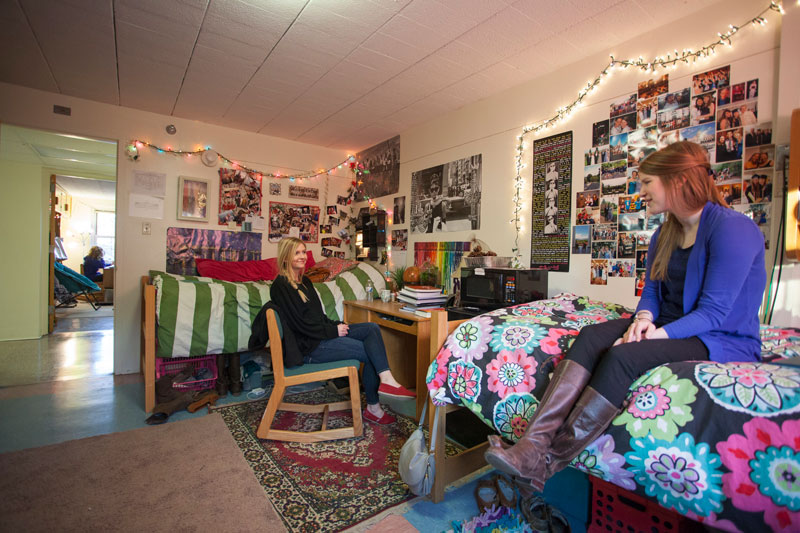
[530,132,572,272]
[354,135,401,201]
[410,154,482,234]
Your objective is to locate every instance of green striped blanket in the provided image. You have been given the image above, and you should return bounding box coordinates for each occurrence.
[150,263,386,359]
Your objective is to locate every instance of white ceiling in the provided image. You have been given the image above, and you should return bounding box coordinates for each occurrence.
[0,0,717,151]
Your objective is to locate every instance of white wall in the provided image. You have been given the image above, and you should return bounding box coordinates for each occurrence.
[397,0,797,324]
[0,83,353,372]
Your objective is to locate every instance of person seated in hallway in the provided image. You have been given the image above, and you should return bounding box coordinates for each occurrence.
[483,141,766,492]
[269,237,415,425]
[83,246,112,282]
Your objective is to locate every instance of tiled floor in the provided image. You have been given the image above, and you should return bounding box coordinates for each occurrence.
[0,306,523,531]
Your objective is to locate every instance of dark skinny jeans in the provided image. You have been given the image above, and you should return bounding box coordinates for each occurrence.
[304,322,389,404]
[565,318,709,407]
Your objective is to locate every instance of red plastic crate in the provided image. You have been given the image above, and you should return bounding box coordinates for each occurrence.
[588,477,703,533]
[155,354,217,391]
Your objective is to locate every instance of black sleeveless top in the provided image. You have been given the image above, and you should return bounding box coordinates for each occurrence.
[656,245,693,327]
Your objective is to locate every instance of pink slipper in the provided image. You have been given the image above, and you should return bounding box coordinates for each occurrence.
[378,383,416,399]
[363,408,396,425]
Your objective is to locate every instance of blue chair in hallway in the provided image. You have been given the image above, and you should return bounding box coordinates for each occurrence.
[54,262,102,310]
[255,308,363,443]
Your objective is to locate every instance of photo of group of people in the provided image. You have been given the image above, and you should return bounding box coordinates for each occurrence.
[578,64,773,293]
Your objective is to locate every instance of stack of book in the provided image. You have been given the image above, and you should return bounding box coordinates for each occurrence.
[398,285,447,317]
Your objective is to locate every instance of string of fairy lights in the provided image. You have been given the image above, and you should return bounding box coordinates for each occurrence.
[125,139,370,183]
[509,1,785,266]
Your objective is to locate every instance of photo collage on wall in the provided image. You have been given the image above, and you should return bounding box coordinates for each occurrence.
[319,195,349,259]
[576,66,773,295]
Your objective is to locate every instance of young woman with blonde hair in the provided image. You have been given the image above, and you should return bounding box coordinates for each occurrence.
[83,246,112,282]
[484,141,766,491]
[269,237,414,424]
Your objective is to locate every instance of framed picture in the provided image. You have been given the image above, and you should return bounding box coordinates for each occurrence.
[177,176,209,222]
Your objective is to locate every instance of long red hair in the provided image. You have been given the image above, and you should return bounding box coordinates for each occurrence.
[638,141,727,280]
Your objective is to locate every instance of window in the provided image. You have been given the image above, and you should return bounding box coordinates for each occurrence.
[96,211,115,262]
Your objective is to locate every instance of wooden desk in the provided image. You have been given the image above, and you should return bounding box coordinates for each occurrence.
[343,300,431,420]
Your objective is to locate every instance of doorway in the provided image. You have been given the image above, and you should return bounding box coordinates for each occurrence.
[0,124,117,386]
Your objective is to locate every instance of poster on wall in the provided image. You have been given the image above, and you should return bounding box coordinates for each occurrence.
[288,184,319,200]
[218,168,262,225]
[410,154,482,234]
[268,201,320,243]
[530,131,572,272]
[166,227,262,276]
[354,135,401,201]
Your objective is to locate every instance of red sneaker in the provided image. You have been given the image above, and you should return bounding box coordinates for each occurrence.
[363,408,396,425]
[378,383,416,399]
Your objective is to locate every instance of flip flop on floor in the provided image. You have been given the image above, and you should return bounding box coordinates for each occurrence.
[494,475,518,509]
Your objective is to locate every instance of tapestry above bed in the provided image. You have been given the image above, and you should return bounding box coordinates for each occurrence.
[426,293,800,532]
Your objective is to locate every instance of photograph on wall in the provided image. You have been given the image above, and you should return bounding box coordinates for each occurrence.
[742,172,772,203]
[177,176,209,222]
[321,224,332,234]
[572,225,590,254]
[410,154,482,234]
[610,94,637,118]
[609,260,635,278]
[610,113,636,135]
[592,224,617,243]
[530,131,571,271]
[393,196,406,224]
[268,201,320,243]
[218,168,262,225]
[657,88,690,111]
[690,90,716,125]
[636,97,658,128]
[288,184,319,201]
[166,227,261,276]
[590,259,608,285]
[679,123,716,151]
[609,133,628,161]
[321,237,342,247]
[736,202,771,248]
[269,182,281,196]
[392,229,408,251]
[715,128,743,163]
[592,120,609,147]
[745,79,759,100]
[635,269,646,296]
[637,74,669,100]
[336,195,349,206]
[354,135,400,201]
[745,122,772,147]
[592,241,615,259]
[692,65,730,95]
[584,165,600,190]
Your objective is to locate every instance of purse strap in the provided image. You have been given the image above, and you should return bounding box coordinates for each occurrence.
[417,397,440,453]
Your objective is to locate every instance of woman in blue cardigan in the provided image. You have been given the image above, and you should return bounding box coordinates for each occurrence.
[485,141,766,491]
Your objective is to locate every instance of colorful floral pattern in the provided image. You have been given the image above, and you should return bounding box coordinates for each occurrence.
[493,393,538,442]
[448,360,482,401]
[425,295,800,532]
[613,366,697,440]
[718,418,800,531]
[445,316,493,363]
[626,433,724,517]
[489,319,547,353]
[695,362,800,417]
[485,350,537,398]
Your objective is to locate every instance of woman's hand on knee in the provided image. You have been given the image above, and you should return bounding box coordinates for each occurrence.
[337,324,349,337]
[644,327,669,340]
[622,319,655,343]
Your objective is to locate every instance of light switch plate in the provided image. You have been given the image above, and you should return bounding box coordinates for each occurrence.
[142,222,151,235]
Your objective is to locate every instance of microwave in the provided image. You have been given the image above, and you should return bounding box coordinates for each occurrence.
[460,267,548,309]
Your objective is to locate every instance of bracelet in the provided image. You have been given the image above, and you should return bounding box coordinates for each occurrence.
[633,313,652,322]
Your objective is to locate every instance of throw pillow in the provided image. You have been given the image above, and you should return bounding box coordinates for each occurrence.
[263,250,316,280]
[314,257,359,280]
[305,266,330,283]
[195,258,277,282]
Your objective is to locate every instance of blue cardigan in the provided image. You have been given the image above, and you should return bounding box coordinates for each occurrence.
[636,201,765,363]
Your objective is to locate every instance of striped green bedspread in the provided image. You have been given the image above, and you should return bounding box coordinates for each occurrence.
[150,263,387,359]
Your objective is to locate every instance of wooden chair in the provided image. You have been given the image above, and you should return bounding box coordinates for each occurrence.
[256,308,363,443]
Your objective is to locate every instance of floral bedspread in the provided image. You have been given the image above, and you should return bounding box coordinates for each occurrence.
[425,293,800,532]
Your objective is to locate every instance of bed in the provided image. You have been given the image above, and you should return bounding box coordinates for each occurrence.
[425,294,800,532]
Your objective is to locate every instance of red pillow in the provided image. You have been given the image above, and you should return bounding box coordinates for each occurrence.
[263,250,316,279]
[195,258,277,282]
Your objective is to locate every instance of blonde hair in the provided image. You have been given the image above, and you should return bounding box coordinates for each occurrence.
[276,237,308,302]
[638,141,726,280]
[88,246,104,260]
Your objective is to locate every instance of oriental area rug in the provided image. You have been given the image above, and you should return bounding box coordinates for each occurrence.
[214,388,463,532]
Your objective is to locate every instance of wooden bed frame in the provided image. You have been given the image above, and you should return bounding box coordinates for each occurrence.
[426,309,490,503]
[141,276,157,413]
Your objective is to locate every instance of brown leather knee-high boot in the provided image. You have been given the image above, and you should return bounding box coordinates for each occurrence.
[544,386,621,478]
[484,360,591,491]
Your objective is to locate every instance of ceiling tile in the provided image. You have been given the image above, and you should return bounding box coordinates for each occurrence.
[0,0,58,92]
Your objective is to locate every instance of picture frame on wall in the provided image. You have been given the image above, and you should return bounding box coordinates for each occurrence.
[177,176,209,222]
